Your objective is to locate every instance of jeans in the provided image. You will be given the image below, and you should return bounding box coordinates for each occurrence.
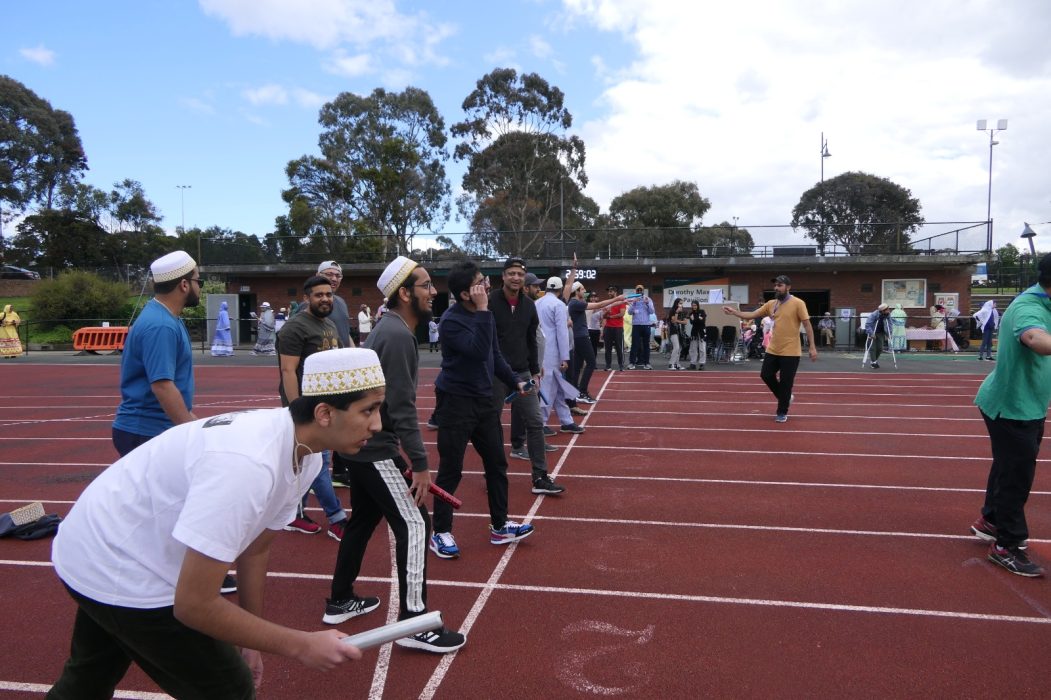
[979,323,995,358]
[688,337,706,365]
[980,410,1044,547]
[571,334,596,396]
[667,333,681,366]
[760,353,800,415]
[48,584,253,700]
[603,326,624,369]
[631,324,652,365]
[111,427,154,457]
[498,370,549,481]
[433,390,510,533]
[301,451,346,524]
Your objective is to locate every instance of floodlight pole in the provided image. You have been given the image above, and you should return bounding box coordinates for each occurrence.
[977,120,1007,254]
[176,185,195,263]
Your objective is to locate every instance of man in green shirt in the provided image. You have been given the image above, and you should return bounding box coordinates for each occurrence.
[970,254,1051,577]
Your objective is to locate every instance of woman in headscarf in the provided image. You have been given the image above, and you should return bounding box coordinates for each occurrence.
[890,303,908,351]
[973,300,1000,361]
[210,301,233,356]
[252,302,276,355]
[0,304,22,358]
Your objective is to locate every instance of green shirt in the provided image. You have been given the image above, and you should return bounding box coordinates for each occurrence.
[975,285,1051,420]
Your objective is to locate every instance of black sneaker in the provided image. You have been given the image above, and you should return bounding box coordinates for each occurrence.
[532,476,566,495]
[322,596,382,624]
[576,394,597,405]
[542,426,557,437]
[394,626,466,653]
[988,544,1044,577]
[560,423,585,434]
[871,361,879,369]
[331,471,351,488]
[220,574,237,595]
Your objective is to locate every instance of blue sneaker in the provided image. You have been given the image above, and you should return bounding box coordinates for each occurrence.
[490,520,534,545]
[774,414,788,423]
[430,532,460,559]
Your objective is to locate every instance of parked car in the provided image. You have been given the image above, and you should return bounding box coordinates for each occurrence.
[0,265,40,279]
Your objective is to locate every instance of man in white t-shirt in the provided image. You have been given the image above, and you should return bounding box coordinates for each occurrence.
[358,304,373,342]
[48,348,386,698]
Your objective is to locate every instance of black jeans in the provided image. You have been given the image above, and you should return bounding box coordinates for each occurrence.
[603,326,624,369]
[571,334,596,396]
[48,585,253,700]
[980,410,1044,547]
[331,454,430,619]
[111,427,153,457]
[433,390,510,534]
[631,324,651,365]
[759,353,800,415]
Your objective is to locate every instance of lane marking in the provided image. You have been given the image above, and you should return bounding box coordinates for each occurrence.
[0,681,170,698]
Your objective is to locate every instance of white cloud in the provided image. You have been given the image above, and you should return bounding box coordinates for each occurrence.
[563,0,1051,250]
[242,84,288,105]
[292,88,328,109]
[179,96,215,114]
[530,35,553,59]
[20,45,55,67]
[199,0,455,83]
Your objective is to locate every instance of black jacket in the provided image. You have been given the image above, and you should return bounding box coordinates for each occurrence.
[488,288,540,376]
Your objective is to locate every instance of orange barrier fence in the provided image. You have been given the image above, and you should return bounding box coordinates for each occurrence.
[72,326,129,353]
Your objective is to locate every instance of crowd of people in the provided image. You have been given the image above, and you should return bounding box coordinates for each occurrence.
[40,249,1046,697]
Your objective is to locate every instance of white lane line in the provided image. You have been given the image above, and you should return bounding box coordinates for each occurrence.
[367,525,400,700]
[561,445,1003,462]
[0,682,170,698]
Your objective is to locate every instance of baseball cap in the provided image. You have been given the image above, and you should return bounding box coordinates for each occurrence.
[546,276,563,290]
[318,260,341,274]
[771,274,791,285]
[524,272,541,286]
[503,256,526,271]
[571,281,584,293]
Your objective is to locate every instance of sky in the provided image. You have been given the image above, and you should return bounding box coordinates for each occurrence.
[5,0,1051,254]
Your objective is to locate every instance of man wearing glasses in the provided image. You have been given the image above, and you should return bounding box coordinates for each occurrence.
[111,252,239,593]
[627,285,656,370]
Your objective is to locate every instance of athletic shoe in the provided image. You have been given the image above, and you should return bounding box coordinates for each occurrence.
[510,447,530,461]
[328,520,346,542]
[603,366,611,371]
[331,471,351,488]
[971,516,1028,549]
[322,595,381,624]
[430,532,460,559]
[988,543,1044,577]
[532,476,566,495]
[426,419,438,430]
[774,414,788,423]
[560,423,585,434]
[570,406,589,416]
[490,520,535,545]
[395,627,466,653]
[871,362,880,369]
[542,426,557,437]
[285,515,322,534]
[220,574,238,595]
[544,443,559,452]
[643,364,653,370]
[628,364,636,370]
[688,364,696,370]
[698,364,705,370]
[619,366,626,371]
[577,394,597,404]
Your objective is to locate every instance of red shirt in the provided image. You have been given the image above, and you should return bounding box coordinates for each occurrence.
[604,302,626,328]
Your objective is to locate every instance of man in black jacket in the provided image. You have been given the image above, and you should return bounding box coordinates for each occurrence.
[489,257,566,496]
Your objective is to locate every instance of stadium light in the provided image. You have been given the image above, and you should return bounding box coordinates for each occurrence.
[820,132,831,182]
[1021,222,1037,257]
[977,119,1007,253]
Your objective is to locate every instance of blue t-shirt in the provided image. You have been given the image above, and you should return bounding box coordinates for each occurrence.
[568,298,589,338]
[113,299,194,437]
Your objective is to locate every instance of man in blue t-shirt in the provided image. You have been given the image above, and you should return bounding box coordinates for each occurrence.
[112,251,199,457]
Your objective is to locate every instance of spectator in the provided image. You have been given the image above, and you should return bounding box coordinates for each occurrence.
[0,304,22,358]
[864,304,892,369]
[317,261,353,348]
[687,300,707,370]
[817,312,835,347]
[666,298,686,370]
[627,285,656,369]
[252,302,277,355]
[358,304,373,343]
[974,300,1000,361]
[210,301,234,357]
[601,285,626,371]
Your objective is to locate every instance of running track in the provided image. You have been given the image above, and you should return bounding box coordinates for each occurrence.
[1,364,1050,698]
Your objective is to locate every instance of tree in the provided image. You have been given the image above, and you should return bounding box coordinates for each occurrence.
[588,181,713,257]
[0,75,88,257]
[108,179,162,233]
[284,87,451,259]
[452,68,591,257]
[791,171,924,254]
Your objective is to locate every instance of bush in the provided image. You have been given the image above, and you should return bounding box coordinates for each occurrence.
[30,271,131,328]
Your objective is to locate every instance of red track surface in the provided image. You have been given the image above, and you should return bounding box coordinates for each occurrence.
[3,364,1051,698]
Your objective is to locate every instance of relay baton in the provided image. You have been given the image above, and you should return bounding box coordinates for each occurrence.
[404,469,462,509]
[505,378,535,403]
[625,293,643,300]
[341,610,443,650]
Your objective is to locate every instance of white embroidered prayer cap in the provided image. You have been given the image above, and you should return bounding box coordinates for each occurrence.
[301,348,385,397]
[261,301,271,308]
[378,256,419,298]
[150,251,196,283]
